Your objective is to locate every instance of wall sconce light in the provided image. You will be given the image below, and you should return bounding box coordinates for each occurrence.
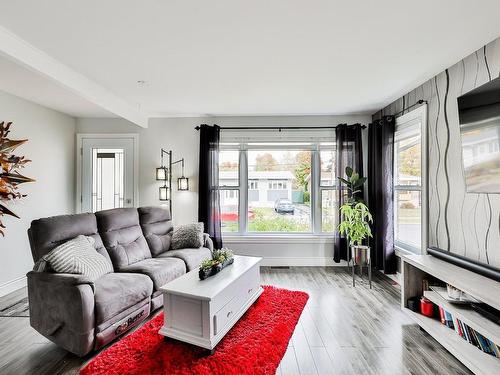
[156,166,168,181]
[177,159,189,191]
[157,149,189,210]
[159,185,170,201]
[178,176,189,191]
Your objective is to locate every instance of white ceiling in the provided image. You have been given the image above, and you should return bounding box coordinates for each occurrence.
[0,0,500,119]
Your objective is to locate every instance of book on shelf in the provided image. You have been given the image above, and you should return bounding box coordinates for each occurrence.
[430,303,500,359]
[438,306,445,324]
[444,310,454,329]
[453,317,462,336]
[492,343,500,358]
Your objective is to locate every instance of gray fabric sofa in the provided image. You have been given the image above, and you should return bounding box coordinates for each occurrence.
[26,206,213,356]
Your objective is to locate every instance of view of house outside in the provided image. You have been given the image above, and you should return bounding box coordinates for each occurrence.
[219,149,314,232]
[395,134,422,247]
[218,139,422,239]
[218,146,341,233]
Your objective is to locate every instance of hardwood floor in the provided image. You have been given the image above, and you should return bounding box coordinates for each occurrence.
[0,267,470,375]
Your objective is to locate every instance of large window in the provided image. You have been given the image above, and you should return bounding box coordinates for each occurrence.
[218,140,337,235]
[247,149,311,232]
[393,106,427,253]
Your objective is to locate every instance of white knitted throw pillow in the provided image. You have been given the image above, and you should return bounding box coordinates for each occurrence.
[42,235,113,282]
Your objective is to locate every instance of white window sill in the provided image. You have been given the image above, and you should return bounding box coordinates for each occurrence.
[223,234,335,244]
[395,245,421,257]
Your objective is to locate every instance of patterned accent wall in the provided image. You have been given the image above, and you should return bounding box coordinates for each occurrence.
[374,38,500,268]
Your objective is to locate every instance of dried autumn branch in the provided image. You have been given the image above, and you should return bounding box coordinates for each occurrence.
[0,121,35,236]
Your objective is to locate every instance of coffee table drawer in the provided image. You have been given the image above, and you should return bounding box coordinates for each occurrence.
[213,269,260,335]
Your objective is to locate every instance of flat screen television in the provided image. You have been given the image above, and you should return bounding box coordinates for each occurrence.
[458,77,500,193]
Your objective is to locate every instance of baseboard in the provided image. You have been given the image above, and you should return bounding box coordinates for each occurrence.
[260,257,348,267]
[0,275,27,297]
[386,272,401,285]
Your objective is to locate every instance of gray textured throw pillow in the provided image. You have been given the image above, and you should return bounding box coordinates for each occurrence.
[171,223,204,250]
[40,235,113,282]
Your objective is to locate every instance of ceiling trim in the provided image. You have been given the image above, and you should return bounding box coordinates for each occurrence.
[149,111,373,118]
[0,25,148,128]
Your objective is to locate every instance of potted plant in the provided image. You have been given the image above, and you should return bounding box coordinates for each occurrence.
[337,167,373,266]
[199,249,235,280]
[212,248,234,268]
[199,259,218,280]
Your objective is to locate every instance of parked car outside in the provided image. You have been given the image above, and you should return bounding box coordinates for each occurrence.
[274,198,295,214]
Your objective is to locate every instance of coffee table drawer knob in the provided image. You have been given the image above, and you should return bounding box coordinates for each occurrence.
[226,311,233,318]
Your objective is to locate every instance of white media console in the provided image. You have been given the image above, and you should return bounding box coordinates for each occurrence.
[401,254,500,375]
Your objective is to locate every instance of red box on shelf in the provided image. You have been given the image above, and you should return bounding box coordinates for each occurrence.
[420,297,434,317]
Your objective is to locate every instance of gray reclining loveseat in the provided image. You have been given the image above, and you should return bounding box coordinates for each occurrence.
[26,206,212,356]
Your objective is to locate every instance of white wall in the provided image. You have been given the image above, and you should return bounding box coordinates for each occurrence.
[0,90,76,296]
[76,114,371,265]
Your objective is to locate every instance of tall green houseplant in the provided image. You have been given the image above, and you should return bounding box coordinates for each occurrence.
[337,167,373,281]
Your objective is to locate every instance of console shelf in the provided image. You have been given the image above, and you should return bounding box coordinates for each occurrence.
[423,291,500,345]
[403,308,500,374]
[401,254,500,375]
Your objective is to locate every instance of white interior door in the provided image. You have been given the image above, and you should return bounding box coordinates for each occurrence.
[79,135,137,213]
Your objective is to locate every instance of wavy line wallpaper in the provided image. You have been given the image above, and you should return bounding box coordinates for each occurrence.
[374,38,500,268]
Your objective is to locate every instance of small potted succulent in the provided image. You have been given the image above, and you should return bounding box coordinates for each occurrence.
[199,259,219,280]
[213,248,234,268]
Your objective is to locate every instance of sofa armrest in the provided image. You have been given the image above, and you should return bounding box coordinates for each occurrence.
[203,233,214,252]
[27,271,96,356]
[29,271,95,289]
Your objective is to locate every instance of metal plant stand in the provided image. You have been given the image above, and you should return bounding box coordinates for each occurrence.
[349,245,372,289]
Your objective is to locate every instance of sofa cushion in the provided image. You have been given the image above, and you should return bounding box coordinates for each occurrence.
[94,272,153,325]
[120,257,186,290]
[138,206,173,256]
[28,212,110,264]
[171,223,204,250]
[159,247,212,271]
[96,208,152,270]
[39,235,113,282]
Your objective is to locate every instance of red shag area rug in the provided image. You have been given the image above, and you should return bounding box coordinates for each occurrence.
[81,286,308,375]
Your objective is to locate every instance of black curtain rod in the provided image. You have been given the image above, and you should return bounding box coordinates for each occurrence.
[194,123,365,131]
[392,99,428,117]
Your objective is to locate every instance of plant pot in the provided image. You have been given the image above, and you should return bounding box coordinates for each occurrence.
[199,268,211,280]
[212,263,223,275]
[351,245,370,266]
[222,257,234,268]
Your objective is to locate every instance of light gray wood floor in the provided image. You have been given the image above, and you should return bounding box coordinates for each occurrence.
[0,267,470,375]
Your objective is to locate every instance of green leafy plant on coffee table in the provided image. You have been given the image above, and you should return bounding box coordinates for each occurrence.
[212,248,234,263]
[200,258,219,271]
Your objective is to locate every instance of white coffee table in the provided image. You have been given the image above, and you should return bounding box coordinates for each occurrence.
[158,255,263,350]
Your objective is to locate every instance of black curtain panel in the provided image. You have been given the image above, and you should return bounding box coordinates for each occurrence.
[333,124,364,263]
[198,124,223,250]
[367,116,396,274]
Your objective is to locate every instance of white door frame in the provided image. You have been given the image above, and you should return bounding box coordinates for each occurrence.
[76,133,139,213]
